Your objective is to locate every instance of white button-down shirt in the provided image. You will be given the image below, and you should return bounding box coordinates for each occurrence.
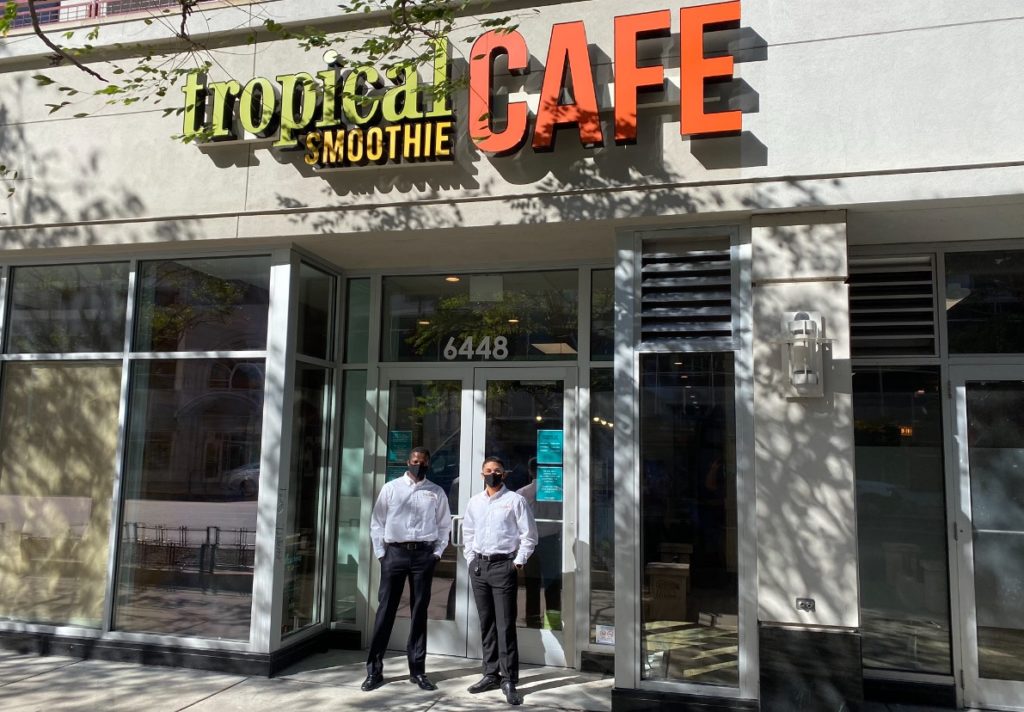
[463,485,538,567]
[370,473,452,560]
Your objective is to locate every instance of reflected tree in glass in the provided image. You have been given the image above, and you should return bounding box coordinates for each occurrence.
[134,258,271,352]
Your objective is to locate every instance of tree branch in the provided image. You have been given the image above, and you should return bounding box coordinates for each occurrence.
[179,0,194,40]
[26,0,105,81]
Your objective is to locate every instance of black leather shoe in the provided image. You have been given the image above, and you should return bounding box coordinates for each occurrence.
[467,674,501,693]
[409,673,437,691]
[501,680,523,706]
[360,673,384,691]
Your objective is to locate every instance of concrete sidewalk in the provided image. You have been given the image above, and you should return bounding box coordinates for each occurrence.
[0,649,964,711]
[0,649,613,711]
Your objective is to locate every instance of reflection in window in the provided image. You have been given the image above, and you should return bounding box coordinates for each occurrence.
[114,359,264,639]
[6,263,129,354]
[344,279,371,364]
[946,250,1024,354]
[0,362,122,628]
[282,367,331,636]
[590,369,615,644]
[484,379,564,631]
[385,380,461,623]
[381,271,578,362]
[853,368,951,674]
[334,370,367,624]
[297,264,335,360]
[591,269,614,361]
[134,257,271,352]
[965,381,1024,681]
[640,353,737,686]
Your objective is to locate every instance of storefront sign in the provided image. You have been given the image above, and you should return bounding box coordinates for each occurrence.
[181,2,742,168]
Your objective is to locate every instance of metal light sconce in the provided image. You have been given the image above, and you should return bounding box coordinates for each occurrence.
[780,311,828,398]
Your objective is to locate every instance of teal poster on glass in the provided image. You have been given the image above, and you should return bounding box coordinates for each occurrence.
[536,430,563,464]
[387,430,412,463]
[536,466,563,502]
[386,465,408,482]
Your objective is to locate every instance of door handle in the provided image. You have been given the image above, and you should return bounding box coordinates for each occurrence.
[450,515,464,548]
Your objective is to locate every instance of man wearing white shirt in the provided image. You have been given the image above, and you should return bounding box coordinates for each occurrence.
[362,447,451,693]
[463,456,538,706]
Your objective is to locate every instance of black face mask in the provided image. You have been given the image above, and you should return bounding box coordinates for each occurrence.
[410,463,429,481]
[484,473,504,489]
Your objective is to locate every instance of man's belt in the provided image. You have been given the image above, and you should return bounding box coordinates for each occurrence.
[476,552,515,562]
[389,541,432,551]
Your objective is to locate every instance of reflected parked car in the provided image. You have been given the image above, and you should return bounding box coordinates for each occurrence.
[223,462,259,499]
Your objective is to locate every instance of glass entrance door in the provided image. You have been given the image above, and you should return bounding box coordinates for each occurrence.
[375,368,474,658]
[467,367,577,667]
[371,366,577,668]
[951,367,1024,710]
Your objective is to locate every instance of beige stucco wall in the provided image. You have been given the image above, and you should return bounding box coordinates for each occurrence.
[751,212,858,628]
[0,0,1022,261]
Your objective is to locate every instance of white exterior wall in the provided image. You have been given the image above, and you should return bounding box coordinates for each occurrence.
[0,1,1022,259]
[751,212,857,628]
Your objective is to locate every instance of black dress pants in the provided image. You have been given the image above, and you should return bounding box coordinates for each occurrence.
[470,558,519,683]
[366,545,436,676]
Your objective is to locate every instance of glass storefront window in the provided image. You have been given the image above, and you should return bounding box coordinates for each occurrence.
[591,269,614,361]
[853,367,951,674]
[589,369,615,644]
[964,380,1024,681]
[6,263,129,354]
[946,250,1024,354]
[296,263,335,360]
[381,271,578,362]
[639,353,737,686]
[114,359,264,639]
[281,366,331,636]
[134,256,271,352]
[0,362,122,628]
[334,370,367,625]
[344,279,371,364]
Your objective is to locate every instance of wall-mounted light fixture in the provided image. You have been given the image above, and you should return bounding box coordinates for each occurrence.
[780,311,830,398]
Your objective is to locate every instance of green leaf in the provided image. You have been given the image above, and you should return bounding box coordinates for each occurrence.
[32,75,55,86]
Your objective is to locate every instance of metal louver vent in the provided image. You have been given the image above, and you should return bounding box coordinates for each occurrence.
[849,256,937,357]
[640,243,733,345]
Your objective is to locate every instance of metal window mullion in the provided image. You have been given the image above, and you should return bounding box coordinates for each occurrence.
[103,259,138,634]
[575,268,593,662]
[357,367,383,638]
[576,359,593,660]
[311,268,339,631]
[351,275,383,638]
[936,251,950,361]
[323,269,345,625]
[367,274,382,366]
[127,350,267,360]
[295,353,335,369]
[614,231,640,690]
[734,224,759,700]
[0,265,9,353]
[0,352,127,361]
